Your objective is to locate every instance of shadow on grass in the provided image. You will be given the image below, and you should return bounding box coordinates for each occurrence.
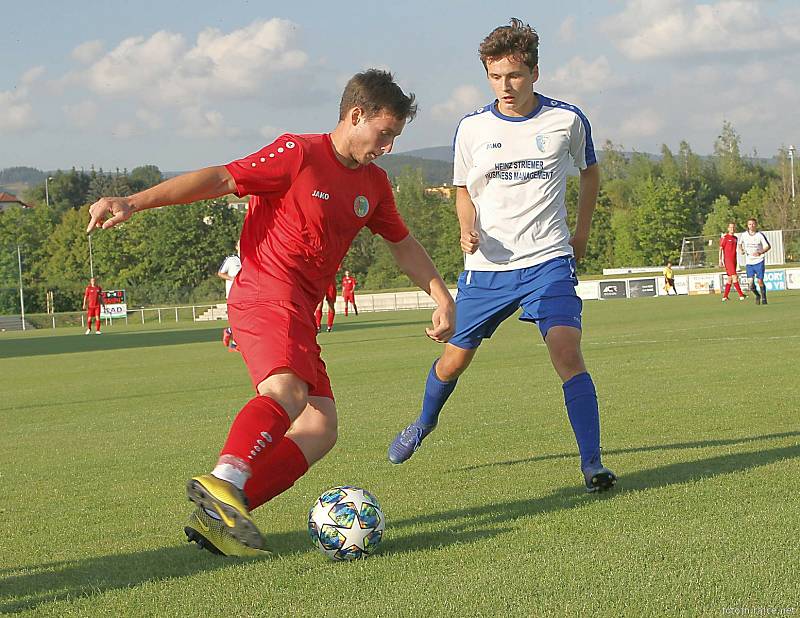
[0,543,278,614]
[0,383,248,413]
[0,328,222,359]
[452,431,800,472]
[3,443,797,612]
[0,318,427,359]
[386,442,800,553]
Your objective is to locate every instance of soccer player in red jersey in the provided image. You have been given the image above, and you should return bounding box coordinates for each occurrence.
[718,222,746,301]
[86,70,455,557]
[341,270,359,316]
[314,277,338,332]
[82,277,104,335]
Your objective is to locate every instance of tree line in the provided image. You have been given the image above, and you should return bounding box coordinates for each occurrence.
[0,122,797,315]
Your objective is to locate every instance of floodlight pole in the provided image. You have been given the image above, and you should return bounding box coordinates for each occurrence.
[17,244,26,331]
[45,176,53,208]
[789,145,796,204]
[88,234,95,278]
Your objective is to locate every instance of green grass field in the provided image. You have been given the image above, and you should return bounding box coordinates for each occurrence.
[2,293,799,617]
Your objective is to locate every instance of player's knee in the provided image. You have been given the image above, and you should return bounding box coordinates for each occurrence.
[257,379,308,419]
[320,422,338,455]
[547,341,585,378]
[436,355,471,381]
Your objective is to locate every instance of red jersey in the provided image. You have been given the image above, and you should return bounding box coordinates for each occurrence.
[719,233,738,265]
[342,276,357,293]
[84,285,102,308]
[225,133,408,310]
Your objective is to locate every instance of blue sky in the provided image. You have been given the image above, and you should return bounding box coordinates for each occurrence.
[3,0,799,171]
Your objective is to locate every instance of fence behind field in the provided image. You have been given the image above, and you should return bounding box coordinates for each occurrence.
[679,228,799,268]
[3,265,800,333]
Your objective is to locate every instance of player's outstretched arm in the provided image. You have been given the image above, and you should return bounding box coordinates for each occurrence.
[86,166,237,233]
[385,235,455,343]
[571,163,600,260]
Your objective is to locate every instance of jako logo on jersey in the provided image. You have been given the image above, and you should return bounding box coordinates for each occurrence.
[536,135,550,153]
[486,142,502,149]
[312,190,330,200]
[354,196,370,217]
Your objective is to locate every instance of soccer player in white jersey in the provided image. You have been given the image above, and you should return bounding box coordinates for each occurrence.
[738,218,771,305]
[218,241,242,298]
[388,18,616,493]
[218,241,242,349]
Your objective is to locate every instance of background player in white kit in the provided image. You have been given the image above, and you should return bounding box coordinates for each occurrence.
[738,218,771,305]
[388,18,616,493]
[218,241,242,349]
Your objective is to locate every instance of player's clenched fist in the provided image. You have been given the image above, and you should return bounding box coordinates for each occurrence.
[460,230,480,254]
[86,197,135,233]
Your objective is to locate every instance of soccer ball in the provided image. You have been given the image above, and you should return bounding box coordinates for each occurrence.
[308,486,385,561]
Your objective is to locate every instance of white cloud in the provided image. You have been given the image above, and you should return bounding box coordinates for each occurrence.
[178,107,239,138]
[618,108,664,138]
[603,0,800,60]
[546,56,619,95]
[112,121,138,139]
[558,16,576,43]
[431,85,484,119]
[135,108,163,130]
[21,66,45,85]
[0,91,36,134]
[72,40,105,64]
[259,125,281,141]
[83,19,308,106]
[63,100,98,128]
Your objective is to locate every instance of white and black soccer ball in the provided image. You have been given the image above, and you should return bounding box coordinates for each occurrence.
[308,486,385,561]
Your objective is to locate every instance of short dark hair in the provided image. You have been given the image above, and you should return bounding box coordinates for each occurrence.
[747,217,757,224]
[479,18,539,71]
[339,69,417,122]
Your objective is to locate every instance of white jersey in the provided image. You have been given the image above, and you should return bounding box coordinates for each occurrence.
[453,94,596,271]
[738,231,769,265]
[218,254,242,298]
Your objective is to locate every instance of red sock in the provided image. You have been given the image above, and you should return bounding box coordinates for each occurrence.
[724,283,731,299]
[734,281,744,296]
[327,308,335,329]
[220,396,291,465]
[244,437,309,510]
[314,307,322,330]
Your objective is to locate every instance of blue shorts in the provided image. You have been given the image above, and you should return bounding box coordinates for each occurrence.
[746,262,765,280]
[449,255,582,350]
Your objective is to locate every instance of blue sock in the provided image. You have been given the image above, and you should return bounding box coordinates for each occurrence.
[417,360,458,428]
[562,372,601,470]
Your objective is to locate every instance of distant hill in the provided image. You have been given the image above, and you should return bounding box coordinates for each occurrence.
[396,146,453,163]
[375,151,452,185]
[0,166,46,194]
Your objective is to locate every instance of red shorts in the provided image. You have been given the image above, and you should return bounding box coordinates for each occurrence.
[227,300,334,400]
[86,306,101,318]
[325,283,337,304]
[343,290,355,302]
[724,262,738,276]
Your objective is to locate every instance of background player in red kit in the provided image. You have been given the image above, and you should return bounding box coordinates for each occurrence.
[82,277,104,335]
[86,70,455,557]
[314,276,338,332]
[718,222,746,301]
[342,270,358,316]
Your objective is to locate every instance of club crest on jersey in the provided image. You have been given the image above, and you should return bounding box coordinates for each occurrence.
[354,196,369,217]
[536,135,550,153]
